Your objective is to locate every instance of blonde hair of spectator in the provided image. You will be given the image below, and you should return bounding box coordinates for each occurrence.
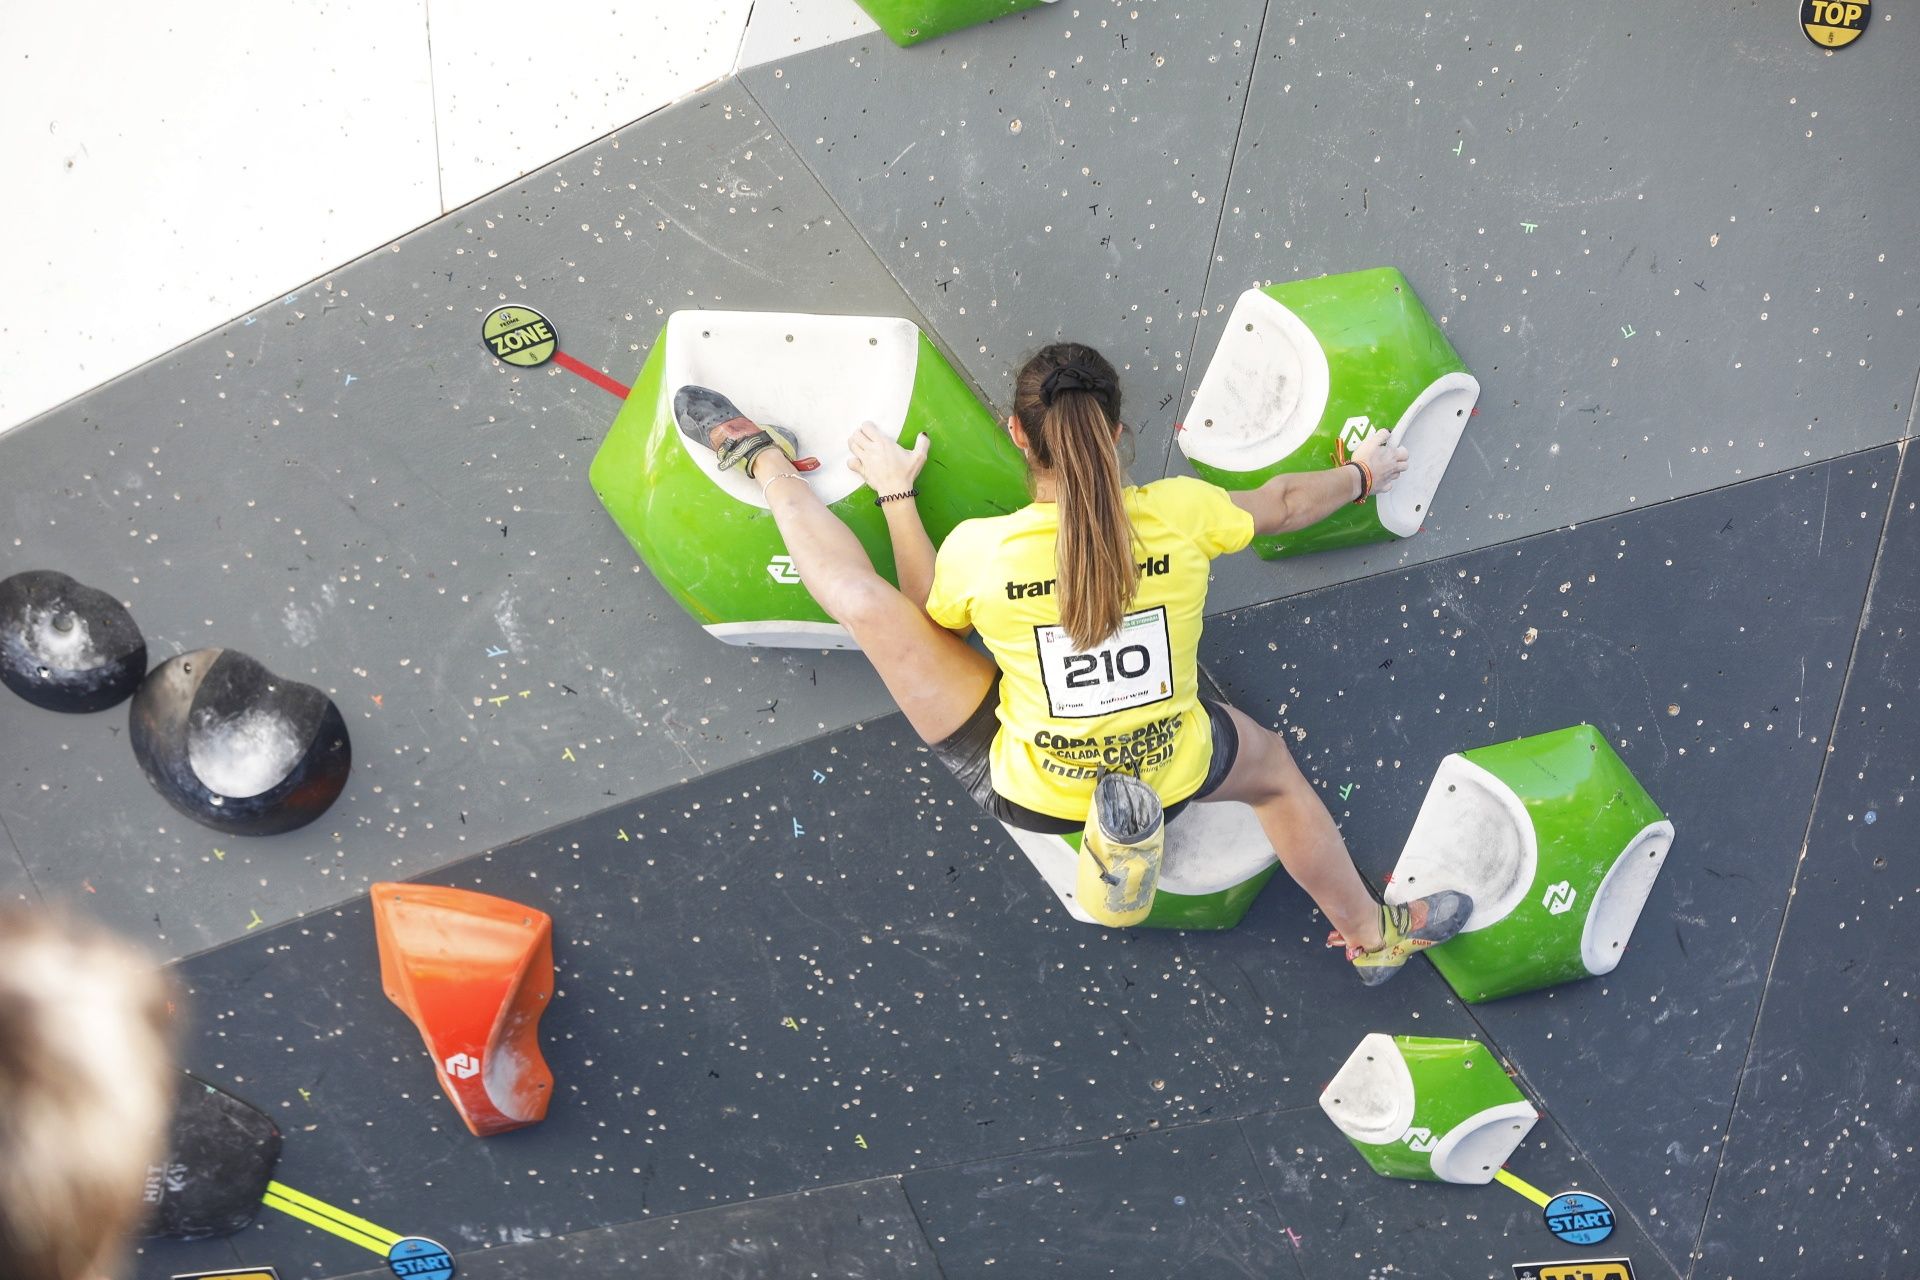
[0,907,176,1280]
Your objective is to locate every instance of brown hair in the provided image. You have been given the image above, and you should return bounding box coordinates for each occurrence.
[1013,343,1134,649]
[0,907,175,1280]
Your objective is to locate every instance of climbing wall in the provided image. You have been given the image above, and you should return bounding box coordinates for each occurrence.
[740,0,1270,455]
[0,81,923,955]
[133,448,1907,1280]
[0,1,1913,1277]
[1191,4,1919,606]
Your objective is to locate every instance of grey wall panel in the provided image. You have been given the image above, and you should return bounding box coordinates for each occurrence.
[905,1118,1304,1279]
[0,80,927,959]
[326,1178,940,1279]
[1242,1108,1676,1280]
[1695,454,1919,1278]
[0,812,34,909]
[1184,3,1919,612]
[146,713,1487,1278]
[741,0,1270,457]
[1203,448,1894,1267]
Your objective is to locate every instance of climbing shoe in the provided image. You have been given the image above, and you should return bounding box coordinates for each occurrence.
[1347,890,1474,987]
[673,385,819,474]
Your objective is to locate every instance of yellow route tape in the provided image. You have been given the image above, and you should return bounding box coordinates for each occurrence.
[259,1195,390,1255]
[1494,1167,1553,1208]
[260,1181,404,1255]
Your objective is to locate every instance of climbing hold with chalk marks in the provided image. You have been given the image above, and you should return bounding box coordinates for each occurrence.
[128,648,351,836]
[0,569,147,713]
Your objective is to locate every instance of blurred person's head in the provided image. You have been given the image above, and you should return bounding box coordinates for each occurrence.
[0,906,174,1280]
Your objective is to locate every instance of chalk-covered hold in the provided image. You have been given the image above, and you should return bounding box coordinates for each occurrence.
[140,1073,283,1240]
[373,882,555,1138]
[1181,267,1479,558]
[128,648,351,836]
[590,310,1028,649]
[1320,1033,1538,1184]
[0,570,147,713]
[1384,724,1674,1002]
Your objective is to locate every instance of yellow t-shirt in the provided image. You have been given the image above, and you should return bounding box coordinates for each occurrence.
[924,476,1256,820]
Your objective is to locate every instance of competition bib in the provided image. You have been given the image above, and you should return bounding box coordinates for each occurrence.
[1035,607,1174,719]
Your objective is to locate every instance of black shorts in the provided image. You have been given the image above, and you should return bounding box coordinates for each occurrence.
[929,678,1241,835]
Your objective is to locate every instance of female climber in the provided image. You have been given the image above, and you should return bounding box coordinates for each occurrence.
[675,342,1469,984]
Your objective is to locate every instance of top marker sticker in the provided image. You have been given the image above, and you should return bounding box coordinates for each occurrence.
[1801,0,1870,48]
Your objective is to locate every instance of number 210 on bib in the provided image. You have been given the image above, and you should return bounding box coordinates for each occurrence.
[1035,607,1175,719]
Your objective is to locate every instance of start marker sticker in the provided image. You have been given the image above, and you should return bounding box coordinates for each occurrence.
[1542,1190,1616,1246]
[387,1236,456,1280]
[481,305,558,367]
[1514,1261,1636,1280]
[1801,0,1869,47]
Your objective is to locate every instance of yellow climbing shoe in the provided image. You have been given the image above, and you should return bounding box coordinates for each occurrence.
[1347,890,1474,987]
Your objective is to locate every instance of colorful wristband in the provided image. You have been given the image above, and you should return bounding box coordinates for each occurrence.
[1346,460,1372,503]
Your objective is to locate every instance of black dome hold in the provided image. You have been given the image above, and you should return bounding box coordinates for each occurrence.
[0,570,147,713]
[140,1072,283,1240]
[128,648,351,836]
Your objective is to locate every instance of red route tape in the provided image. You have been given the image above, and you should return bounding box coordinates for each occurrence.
[551,349,632,399]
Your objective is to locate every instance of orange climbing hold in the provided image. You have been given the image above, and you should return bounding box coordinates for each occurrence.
[371,882,555,1137]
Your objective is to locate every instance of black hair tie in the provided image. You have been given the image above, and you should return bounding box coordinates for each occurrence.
[1040,362,1109,407]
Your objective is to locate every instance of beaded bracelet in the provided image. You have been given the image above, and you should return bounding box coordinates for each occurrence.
[874,488,920,506]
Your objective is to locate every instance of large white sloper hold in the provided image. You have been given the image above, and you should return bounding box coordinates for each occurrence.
[589,310,1029,649]
[1320,1033,1538,1184]
[1179,266,1479,559]
[1382,724,1675,1003]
